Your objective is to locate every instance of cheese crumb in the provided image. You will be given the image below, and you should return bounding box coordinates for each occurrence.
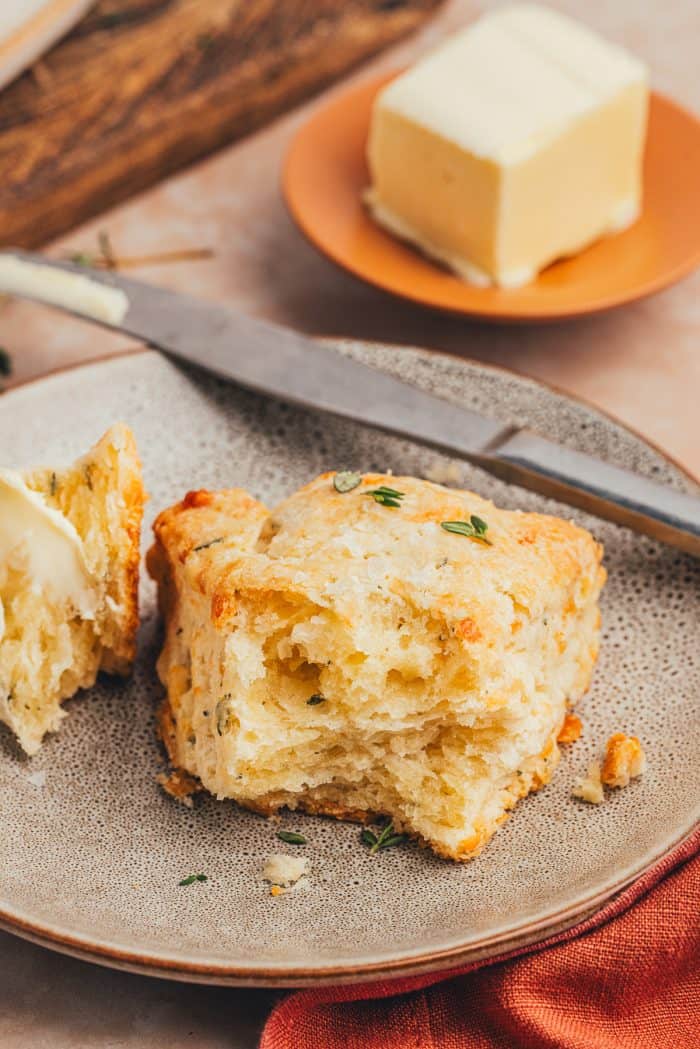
[157,769,199,808]
[269,876,310,898]
[601,733,646,788]
[27,769,46,788]
[572,761,604,804]
[557,712,583,745]
[572,733,646,803]
[263,853,309,888]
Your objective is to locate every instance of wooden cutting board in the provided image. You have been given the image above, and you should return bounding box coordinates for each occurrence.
[0,0,443,248]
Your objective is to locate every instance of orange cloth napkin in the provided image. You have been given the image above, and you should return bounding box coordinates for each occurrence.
[261,827,699,1049]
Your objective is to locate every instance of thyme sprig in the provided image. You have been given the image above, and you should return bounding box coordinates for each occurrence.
[361,821,406,855]
[366,486,405,509]
[66,232,213,271]
[441,516,491,544]
[179,873,208,886]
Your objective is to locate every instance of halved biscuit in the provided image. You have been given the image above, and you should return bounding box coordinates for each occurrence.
[0,424,145,754]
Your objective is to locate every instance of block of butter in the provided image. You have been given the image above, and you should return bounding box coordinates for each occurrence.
[365,4,649,288]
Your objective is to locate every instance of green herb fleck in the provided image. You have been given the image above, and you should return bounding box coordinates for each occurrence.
[276,830,307,846]
[67,251,95,267]
[0,347,12,377]
[440,515,491,544]
[333,470,362,493]
[179,873,208,886]
[49,472,57,497]
[361,821,406,855]
[366,486,405,509]
[307,693,325,706]
[193,537,224,552]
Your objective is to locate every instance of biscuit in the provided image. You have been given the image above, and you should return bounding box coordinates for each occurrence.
[0,424,144,754]
[149,472,604,860]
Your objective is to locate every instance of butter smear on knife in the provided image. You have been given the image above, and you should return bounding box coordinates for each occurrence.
[0,256,129,324]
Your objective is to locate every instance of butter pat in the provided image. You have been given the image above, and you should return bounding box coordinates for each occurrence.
[0,470,96,639]
[365,4,649,287]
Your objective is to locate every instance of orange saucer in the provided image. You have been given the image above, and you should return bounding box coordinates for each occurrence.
[283,72,700,322]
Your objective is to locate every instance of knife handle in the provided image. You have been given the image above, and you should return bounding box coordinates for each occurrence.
[479,430,700,557]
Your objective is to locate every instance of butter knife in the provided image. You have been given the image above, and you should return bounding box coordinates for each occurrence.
[0,250,698,557]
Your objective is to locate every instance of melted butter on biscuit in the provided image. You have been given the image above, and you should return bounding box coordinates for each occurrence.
[0,470,96,639]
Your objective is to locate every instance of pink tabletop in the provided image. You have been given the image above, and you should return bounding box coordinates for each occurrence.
[0,2,697,1047]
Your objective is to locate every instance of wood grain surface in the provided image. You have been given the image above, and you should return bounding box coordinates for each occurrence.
[0,0,443,248]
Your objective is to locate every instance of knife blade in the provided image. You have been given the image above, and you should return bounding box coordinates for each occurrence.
[0,250,698,558]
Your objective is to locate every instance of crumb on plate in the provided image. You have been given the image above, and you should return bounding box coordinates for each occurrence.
[263,853,309,886]
[572,761,604,804]
[573,732,646,803]
[156,768,200,807]
[557,712,583,744]
[263,853,310,897]
[601,732,646,788]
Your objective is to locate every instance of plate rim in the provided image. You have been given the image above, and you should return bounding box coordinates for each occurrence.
[282,71,700,324]
[0,345,697,987]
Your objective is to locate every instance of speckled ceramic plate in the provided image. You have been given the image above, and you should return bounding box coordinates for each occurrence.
[0,344,697,987]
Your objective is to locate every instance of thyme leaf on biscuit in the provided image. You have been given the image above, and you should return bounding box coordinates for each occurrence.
[367,486,405,509]
[307,693,325,706]
[333,471,362,493]
[441,516,491,544]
